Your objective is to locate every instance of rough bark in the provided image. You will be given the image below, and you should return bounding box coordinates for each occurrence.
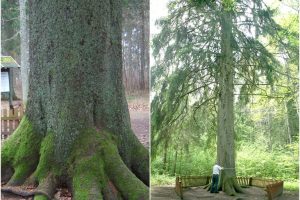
[217,8,243,196]
[2,1,149,199]
[19,0,30,104]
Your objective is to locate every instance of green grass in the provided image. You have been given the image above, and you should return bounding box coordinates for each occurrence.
[284,181,299,191]
[151,174,175,186]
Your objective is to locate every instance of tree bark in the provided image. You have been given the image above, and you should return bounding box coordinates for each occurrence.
[139,4,146,91]
[2,1,149,199]
[19,0,30,104]
[217,8,243,195]
[173,149,178,176]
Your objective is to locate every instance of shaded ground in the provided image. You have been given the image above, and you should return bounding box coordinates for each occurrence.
[151,185,299,200]
[1,95,149,200]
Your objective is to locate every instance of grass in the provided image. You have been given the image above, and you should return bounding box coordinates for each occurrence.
[284,180,299,191]
[151,174,175,186]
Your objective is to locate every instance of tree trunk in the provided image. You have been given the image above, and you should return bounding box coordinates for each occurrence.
[284,63,299,143]
[2,1,149,199]
[163,140,168,173]
[173,149,178,176]
[19,0,30,104]
[139,5,146,91]
[217,8,243,196]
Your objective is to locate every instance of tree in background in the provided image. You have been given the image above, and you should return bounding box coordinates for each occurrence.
[151,0,297,195]
[2,1,149,199]
[1,0,20,59]
[19,0,30,104]
[123,0,150,92]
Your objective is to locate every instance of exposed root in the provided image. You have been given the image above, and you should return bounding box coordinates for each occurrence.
[102,181,122,200]
[103,137,148,199]
[34,173,57,200]
[2,117,42,186]
[223,177,244,196]
[2,124,149,200]
[1,186,35,197]
[70,129,149,200]
[130,135,149,186]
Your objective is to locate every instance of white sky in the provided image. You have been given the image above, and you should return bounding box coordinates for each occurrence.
[150,0,169,68]
[150,0,169,36]
[150,0,169,100]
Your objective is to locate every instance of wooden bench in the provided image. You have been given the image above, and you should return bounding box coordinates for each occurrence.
[175,176,284,200]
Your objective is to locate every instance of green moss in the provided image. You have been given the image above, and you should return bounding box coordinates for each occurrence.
[10,163,32,183]
[69,129,107,199]
[34,133,55,182]
[2,116,42,184]
[68,129,148,199]
[2,131,20,168]
[72,156,105,199]
[33,195,48,200]
[101,133,148,200]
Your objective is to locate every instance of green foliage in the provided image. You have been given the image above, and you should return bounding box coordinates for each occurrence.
[284,181,299,191]
[151,174,175,186]
[236,144,298,180]
[152,141,298,185]
[151,0,298,187]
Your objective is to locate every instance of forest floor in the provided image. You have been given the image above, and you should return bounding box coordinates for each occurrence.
[128,94,149,148]
[1,95,149,200]
[151,185,299,200]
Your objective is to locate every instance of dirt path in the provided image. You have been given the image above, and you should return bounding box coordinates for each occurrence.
[151,185,299,200]
[128,95,149,148]
[151,186,181,200]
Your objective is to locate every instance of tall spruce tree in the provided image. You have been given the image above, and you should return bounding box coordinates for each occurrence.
[151,0,296,195]
[2,1,149,199]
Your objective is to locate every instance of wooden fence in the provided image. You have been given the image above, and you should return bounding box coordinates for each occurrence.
[1,106,24,140]
[175,176,283,200]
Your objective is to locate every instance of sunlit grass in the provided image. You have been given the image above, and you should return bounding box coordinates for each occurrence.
[284,181,299,191]
[151,174,175,186]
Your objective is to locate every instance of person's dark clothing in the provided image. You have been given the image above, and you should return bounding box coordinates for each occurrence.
[210,174,219,193]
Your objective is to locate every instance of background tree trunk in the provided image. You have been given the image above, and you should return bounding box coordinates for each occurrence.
[2,1,149,199]
[19,0,29,104]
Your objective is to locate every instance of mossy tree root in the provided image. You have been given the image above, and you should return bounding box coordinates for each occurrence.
[221,177,244,196]
[2,119,149,200]
[130,136,149,186]
[71,129,148,200]
[34,173,57,200]
[103,138,148,199]
[2,117,42,186]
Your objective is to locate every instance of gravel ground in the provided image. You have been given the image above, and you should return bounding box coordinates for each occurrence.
[151,185,299,200]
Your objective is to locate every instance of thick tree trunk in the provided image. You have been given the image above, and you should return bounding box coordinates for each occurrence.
[19,0,30,104]
[217,9,243,196]
[2,1,149,199]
